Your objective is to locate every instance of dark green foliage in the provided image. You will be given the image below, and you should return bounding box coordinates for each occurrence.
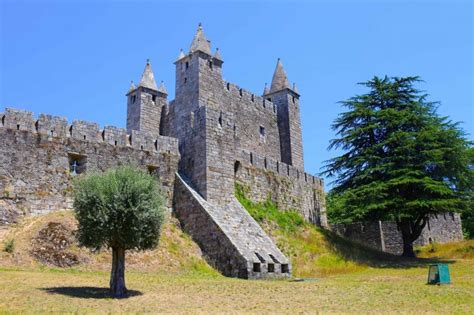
[322,76,472,256]
[235,183,304,233]
[73,166,166,251]
[460,148,474,238]
[3,239,14,253]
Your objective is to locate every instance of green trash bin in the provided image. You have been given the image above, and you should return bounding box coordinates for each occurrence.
[427,264,451,285]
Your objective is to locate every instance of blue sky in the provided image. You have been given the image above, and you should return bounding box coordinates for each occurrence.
[1,0,472,188]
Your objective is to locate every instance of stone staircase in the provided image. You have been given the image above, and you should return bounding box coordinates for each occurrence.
[173,173,291,279]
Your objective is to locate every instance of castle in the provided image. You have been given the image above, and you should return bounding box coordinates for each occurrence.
[0,25,462,278]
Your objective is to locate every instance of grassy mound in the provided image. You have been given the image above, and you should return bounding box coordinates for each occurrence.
[235,183,462,277]
[0,210,218,277]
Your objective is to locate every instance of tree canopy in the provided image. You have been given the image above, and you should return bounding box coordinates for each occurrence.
[73,166,166,297]
[322,76,472,256]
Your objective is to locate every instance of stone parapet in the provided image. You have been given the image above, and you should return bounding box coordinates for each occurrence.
[238,150,323,189]
[1,108,179,156]
[223,81,278,117]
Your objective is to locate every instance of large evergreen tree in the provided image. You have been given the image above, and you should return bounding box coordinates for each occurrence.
[73,166,166,297]
[322,76,472,257]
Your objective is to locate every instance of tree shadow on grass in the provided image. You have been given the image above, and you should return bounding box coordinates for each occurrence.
[320,228,455,269]
[41,287,143,299]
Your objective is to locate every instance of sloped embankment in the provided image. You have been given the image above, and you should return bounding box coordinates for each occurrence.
[0,210,218,276]
[235,183,420,278]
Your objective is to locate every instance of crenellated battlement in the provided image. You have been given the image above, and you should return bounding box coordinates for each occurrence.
[223,81,277,116]
[1,108,179,156]
[238,150,324,189]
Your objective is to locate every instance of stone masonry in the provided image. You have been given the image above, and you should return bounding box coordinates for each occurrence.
[1,24,462,278]
[332,213,463,255]
[0,108,179,224]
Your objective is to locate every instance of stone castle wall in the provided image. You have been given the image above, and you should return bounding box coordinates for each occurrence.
[235,150,327,227]
[332,213,463,254]
[0,108,180,225]
[224,81,281,162]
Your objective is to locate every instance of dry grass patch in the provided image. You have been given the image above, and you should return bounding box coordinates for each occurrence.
[0,260,473,313]
[0,210,217,276]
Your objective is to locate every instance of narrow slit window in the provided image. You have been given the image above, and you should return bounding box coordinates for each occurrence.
[267,263,275,273]
[253,263,261,273]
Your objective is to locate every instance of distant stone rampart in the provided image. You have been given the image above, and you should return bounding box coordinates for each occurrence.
[332,213,463,255]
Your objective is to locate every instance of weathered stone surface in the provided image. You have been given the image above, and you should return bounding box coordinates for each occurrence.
[0,109,179,223]
[174,174,291,279]
[235,150,327,227]
[332,213,463,255]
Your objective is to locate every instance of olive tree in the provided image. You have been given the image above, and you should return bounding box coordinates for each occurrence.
[73,166,166,297]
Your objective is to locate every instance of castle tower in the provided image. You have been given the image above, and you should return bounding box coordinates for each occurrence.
[264,59,304,169]
[170,24,234,205]
[174,23,223,109]
[126,60,167,137]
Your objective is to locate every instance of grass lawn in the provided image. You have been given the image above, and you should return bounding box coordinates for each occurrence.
[1,259,473,313]
[1,198,473,313]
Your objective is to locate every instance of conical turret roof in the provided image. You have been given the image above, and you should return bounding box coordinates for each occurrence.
[158,81,168,95]
[292,82,299,94]
[177,49,185,61]
[138,59,158,91]
[128,81,136,93]
[214,48,222,60]
[270,58,290,93]
[263,83,269,95]
[189,23,211,55]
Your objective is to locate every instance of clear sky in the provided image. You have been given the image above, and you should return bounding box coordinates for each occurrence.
[1,0,472,188]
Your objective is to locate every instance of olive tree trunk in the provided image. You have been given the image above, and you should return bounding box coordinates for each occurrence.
[110,247,127,298]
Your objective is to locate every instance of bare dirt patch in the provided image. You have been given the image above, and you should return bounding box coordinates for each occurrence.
[30,222,84,267]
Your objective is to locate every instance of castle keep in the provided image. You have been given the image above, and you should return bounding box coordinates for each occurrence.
[1,25,327,279]
[0,24,461,277]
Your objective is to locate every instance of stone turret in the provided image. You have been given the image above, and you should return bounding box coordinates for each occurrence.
[265,59,304,169]
[126,60,167,137]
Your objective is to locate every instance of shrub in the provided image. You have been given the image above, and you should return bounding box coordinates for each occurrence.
[3,239,14,253]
